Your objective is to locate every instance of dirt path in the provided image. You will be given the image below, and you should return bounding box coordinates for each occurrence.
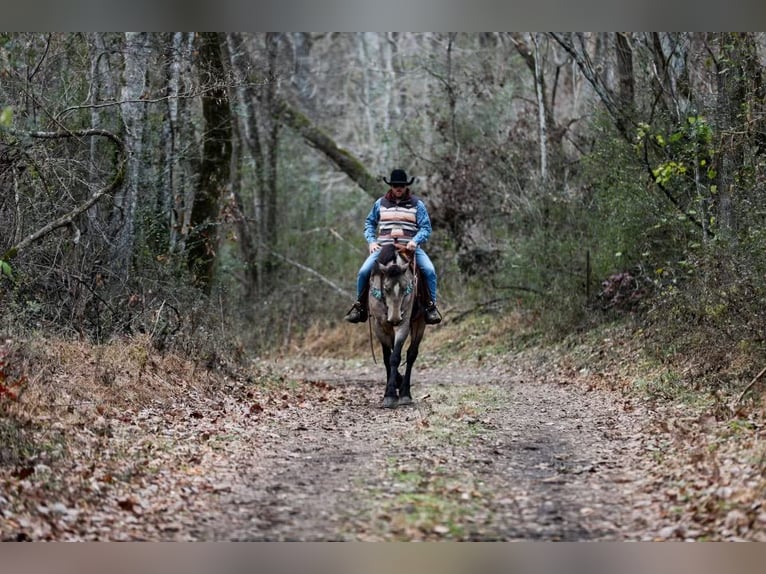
[188,357,652,541]
[10,341,764,542]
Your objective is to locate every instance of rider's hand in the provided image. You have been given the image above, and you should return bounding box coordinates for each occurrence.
[369,242,381,254]
[406,240,418,252]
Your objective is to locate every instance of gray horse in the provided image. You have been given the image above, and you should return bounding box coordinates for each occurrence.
[368,243,427,408]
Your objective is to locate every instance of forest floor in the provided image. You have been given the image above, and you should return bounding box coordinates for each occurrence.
[1,315,766,541]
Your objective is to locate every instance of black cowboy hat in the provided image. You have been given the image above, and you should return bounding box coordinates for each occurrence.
[383,169,415,186]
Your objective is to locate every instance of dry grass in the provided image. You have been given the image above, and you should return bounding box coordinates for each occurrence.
[2,335,234,427]
[288,320,378,359]
[283,307,539,363]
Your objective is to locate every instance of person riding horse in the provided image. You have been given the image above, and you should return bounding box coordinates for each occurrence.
[344,169,442,325]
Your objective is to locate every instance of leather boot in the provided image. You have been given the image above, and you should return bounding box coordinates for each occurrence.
[424,301,442,324]
[344,300,368,323]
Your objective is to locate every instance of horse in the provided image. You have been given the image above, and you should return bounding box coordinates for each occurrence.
[368,242,428,409]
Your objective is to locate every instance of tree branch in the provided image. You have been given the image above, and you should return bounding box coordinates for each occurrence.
[550,32,631,141]
[54,82,268,122]
[450,292,543,324]
[266,247,354,299]
[1,127,126,261]
[273,97,385,199]
[734,365,766,407]
[641,135,708,234]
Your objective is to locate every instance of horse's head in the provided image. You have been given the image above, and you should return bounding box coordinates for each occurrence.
[374,243,415,326]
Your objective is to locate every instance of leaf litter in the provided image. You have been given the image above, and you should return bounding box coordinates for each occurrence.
[1,331,765,541]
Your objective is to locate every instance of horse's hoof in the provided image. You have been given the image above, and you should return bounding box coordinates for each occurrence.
[383,396,398,409]
[398,396,413,406]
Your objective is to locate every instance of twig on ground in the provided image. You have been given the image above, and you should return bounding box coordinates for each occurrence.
[734,365,766,408]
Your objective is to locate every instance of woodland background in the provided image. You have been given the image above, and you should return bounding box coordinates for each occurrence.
[1,32,766,388]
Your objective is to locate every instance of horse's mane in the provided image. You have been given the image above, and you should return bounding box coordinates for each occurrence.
[377,243,398,266]
[376,244,412,279]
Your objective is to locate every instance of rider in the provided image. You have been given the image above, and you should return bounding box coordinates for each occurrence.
[344,169,442,325]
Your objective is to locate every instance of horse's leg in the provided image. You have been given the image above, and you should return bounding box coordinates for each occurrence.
[383,333,406,409]
[398,319,425,406]
[382,344,392,386]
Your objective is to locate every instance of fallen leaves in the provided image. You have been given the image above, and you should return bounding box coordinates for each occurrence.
[0,340,353,541]
[2,331,766,542]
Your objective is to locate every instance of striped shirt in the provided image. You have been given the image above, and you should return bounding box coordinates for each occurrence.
[364,194,432,246]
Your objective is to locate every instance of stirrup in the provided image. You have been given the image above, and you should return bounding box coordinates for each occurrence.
[425,302,442,325]
[344,301,368,323]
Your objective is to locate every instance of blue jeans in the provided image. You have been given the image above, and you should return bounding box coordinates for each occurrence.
[357,248,438,303]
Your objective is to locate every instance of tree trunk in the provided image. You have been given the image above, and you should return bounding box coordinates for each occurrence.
[290,32,316,114]
[356,33,376,144]
[513,33,572,181]
[163,32,197,256]
[110,32,150,278]
[714,32,758,240]
[446,33,458,149]
[265,33,281,251]
[162,32,182,252]
[219,33,261,298]
[187,32,232,293]
[615,32,634,113]
[86,33,114,229]
[531,33,548,183]
[388,32,406,118]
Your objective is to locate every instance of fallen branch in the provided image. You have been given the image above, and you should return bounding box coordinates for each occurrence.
[734,365,766,406]
[267,248,354,299]
[274,97,385,199]
[450,294,543,323]
[449,296,526,324]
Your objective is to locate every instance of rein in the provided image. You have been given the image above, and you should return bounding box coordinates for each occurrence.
[368,312,377,364]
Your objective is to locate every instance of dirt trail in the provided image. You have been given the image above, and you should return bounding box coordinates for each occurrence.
[194,357,652,541]
[5,336,766,542]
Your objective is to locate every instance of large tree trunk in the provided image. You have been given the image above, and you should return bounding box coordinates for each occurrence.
[220,34,261,298]
[157,32,197,256]
[615,32,634,113]
[110,32,150,278]
[161,32,186,253]
[187,32,232,293]
[86,33,114,227]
